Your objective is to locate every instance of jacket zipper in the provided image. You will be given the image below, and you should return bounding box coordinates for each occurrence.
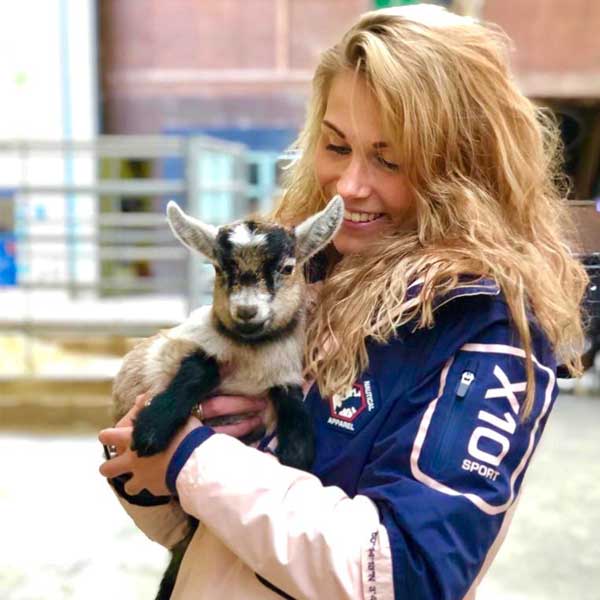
[430,363,477,474]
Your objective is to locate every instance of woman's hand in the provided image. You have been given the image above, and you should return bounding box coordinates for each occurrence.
[98,393,268,496]
[198,394,267,437]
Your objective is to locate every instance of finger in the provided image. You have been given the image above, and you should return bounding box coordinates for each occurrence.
[212,415,264,439]
[98,426,133,454]
[124,476,144,497]
[202,395,268,420]
[135,392,152,408]
[99,451,133,479]
[115,394,148,427]
[114,412,134,428]
[114,394,150,428]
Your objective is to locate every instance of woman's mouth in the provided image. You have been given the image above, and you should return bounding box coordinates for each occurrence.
[342,210,386,228]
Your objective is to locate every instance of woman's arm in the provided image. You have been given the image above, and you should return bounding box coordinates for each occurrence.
[101,422,390,599]
[174,430,393,599]
[100,394,267,550]
[100,394,188,549]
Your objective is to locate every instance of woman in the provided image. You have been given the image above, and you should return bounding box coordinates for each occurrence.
[99,5,587,599]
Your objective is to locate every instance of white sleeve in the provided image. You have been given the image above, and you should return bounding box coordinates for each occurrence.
[174,433,395,600]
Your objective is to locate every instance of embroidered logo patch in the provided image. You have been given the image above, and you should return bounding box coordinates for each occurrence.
[327,381,376,432]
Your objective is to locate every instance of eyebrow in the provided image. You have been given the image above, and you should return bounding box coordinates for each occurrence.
[322,120,389,149]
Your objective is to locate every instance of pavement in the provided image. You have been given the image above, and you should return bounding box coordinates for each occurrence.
[0,393,598,600]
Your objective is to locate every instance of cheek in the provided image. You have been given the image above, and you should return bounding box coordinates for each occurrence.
[212,284,231,320]
[381,178,415,223]
[270,283,302,324]
[314,147,337,189]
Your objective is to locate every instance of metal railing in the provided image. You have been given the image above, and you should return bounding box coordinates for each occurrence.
[0,137,597,380]
[0,135,284,379]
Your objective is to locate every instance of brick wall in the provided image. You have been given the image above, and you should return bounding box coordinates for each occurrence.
[483,0,600,98]
[484,0,600,73]
[100,0,369,133]
[99,0,600,172]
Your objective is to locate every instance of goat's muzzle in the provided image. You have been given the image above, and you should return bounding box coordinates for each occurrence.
[233,320,268,338]
[236,305,258,321]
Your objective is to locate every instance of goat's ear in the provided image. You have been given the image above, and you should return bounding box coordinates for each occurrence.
[294,195,344,263]
[166,201,218,262]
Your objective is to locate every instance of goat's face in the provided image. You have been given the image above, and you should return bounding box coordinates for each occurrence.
[211,223,302,338]
[166,196,344,341]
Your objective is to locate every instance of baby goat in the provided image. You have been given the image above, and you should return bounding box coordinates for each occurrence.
[112,194,343,471]
[110,196,342,599]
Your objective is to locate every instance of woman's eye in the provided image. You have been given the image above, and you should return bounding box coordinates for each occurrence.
[326,143,351,156]
[376,155,400,172]
[280,264,294,275]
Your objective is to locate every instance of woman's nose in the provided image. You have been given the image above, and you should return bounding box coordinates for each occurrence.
[336,158,371,200]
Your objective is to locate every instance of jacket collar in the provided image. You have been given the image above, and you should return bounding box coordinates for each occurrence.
[405,276,501,310]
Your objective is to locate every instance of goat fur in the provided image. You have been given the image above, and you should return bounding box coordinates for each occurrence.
[111,195,344,453]
[109,196,343,600]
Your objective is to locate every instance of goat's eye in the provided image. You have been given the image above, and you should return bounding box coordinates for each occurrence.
[280,264,294,276]
[214,265,223,276]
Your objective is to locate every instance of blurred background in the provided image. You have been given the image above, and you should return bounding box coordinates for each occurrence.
[0,1,598,599]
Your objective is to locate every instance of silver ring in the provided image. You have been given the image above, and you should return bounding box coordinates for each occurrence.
[104,444,118,458]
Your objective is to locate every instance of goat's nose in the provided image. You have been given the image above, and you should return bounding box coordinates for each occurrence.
[236,305,258,321]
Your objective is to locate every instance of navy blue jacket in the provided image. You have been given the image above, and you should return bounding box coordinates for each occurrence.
[305,281,556,598]
[115,280,557,599]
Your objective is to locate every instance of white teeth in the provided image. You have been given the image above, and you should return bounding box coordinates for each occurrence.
[343,210,383,223]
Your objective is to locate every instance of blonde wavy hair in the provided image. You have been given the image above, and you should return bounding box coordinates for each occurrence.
[273,4,588,419]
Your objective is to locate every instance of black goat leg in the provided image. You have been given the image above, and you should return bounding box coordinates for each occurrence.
[154,519,198,600]
[132,350,220,456]
[269,384,315,471]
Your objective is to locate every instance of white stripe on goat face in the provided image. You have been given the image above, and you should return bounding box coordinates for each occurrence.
[228,226,271,323]
[228,223,267,247]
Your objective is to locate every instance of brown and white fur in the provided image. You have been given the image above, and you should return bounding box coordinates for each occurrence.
[112,194,344,462]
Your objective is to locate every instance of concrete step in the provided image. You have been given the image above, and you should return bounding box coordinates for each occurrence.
[0,378,113,430]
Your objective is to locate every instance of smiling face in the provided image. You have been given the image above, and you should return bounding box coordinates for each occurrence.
[314,70,416,255]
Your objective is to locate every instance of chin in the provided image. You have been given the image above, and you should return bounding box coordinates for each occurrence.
[332,232,371,255]
[233,320,268,340]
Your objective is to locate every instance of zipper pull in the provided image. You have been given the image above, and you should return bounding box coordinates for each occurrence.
[456,371,475,399]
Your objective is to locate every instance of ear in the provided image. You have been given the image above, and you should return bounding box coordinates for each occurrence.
[294,195,344,263]
[166,201,218,263]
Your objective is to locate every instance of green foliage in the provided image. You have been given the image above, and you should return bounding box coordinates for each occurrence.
[373,0,422,8]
